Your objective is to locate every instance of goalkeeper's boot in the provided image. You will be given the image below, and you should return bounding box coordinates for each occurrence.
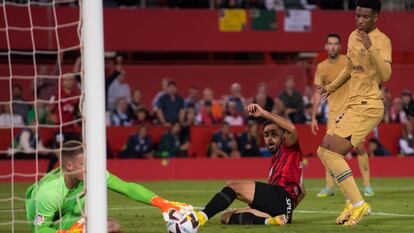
[265,215,287,226]
[363,186,375,197]
[335,201,352,225]
[343,202,371,226]
[316,188,334,198]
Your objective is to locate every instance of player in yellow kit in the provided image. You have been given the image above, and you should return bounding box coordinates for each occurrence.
[311,33,374,198]
[317,0,391,226]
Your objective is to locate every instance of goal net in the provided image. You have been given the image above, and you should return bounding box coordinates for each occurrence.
[0,0,107,232]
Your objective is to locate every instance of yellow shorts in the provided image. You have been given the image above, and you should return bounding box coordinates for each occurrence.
[331,106,384,147]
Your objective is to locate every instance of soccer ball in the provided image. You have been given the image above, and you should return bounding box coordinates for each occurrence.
[166,209,199,233]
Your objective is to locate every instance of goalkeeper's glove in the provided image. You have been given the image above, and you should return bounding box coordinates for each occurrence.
[57,217,85,233]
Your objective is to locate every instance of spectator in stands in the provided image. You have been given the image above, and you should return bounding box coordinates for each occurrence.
[302,86,313,106]
[303,103,313,124]
[104,56,125,110]
[401,89,414,119]
[11,84,30,124]
[127,90,144,120]
[0,104,25,127]
[215,0,242,8]
[182,105,198,127]
[111,97,133,126]
[152,77,171,110]
[37,65,56,101]
[253,82,274,112]
[200,87,223,121]
[181,105,198,141]
[133,107,152,125]
[120,125,153,159]
[224,100,244,126]
[156,81,185,126]
[197,100,221,125]
[50,73,82,146]
[158,122,189,157]
[278,75,304,123]
[399,121,414,156]
[237,120,260,157]
[184,86,200,112]
[107,70,131,111]
[225,82,245,116]
[265,0,285,10]
[271,97,287,118]
[367,138,391,156]
[390,97,409,124]
[209,122,240,158]
[250,92,267,123]
[26,102,54,125]
[382,87,392,123]
[7,118,58,172]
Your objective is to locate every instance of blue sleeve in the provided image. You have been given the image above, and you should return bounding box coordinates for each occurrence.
[156,95,165,109]
[212,133,219,143]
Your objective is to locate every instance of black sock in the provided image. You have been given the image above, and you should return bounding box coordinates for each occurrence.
[202,187,236,219]
[228,213,266,225]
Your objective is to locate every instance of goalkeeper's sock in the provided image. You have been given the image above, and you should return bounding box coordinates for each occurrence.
[202,187,236,220]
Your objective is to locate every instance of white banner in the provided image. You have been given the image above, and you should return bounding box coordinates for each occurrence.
[284,10,311,32]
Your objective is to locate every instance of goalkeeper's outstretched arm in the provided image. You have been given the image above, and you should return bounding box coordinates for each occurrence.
[106,172,187,219]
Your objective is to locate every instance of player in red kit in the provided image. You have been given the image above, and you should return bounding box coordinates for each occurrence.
[195,103,306,227]
[50,73,82,142]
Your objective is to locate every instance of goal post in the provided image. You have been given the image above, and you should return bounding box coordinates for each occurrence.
[81,0,108,232]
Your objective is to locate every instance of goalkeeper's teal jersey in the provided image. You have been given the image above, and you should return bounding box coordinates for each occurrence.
[25,168,156,233]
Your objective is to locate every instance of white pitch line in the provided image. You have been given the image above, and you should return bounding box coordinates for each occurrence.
[108,206,414,218]
[107,186,414,194]
[1,206,413,218]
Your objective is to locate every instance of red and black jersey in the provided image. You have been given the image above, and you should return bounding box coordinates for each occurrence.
[268,142,304,205]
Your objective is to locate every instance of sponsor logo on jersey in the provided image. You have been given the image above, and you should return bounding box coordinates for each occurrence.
[34,214,45,226]
[352,65,365,72]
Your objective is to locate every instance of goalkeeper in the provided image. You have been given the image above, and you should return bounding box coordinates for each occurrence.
[25,140,187,233]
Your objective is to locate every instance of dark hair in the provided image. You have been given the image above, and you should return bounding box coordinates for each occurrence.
[356,0,382,13]
[204,100,212,107]
[263,120,275,129]
[12,84,23,91]
[262,120,285,136]
[222,121,230,127]
[368,138,379,144]
[167,81,177,87]
[62,141,83,159]
[326,33,341,43]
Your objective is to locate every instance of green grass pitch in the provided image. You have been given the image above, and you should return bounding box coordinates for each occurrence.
[1,178,414,233]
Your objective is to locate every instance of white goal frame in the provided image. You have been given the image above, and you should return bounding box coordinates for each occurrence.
[82,0,107,232]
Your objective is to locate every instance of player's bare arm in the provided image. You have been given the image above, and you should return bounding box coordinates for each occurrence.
[245,103,297,146]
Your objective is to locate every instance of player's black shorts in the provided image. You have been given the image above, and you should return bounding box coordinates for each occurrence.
[249,182,294,222]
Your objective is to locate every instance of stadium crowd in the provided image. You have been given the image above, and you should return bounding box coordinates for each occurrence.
[1,56,414,159]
